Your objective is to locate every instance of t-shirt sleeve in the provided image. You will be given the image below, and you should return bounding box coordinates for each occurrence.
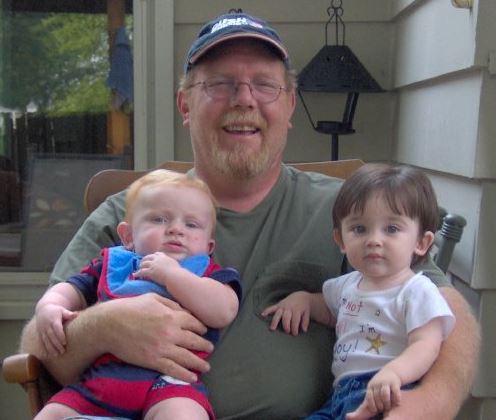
[322,274,349,318]
[66,256,104,306]
[49,190,126,286]
[402,276,456,339]
[210,267,242,302]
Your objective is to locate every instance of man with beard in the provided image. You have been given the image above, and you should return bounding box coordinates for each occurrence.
[20,11,479,420]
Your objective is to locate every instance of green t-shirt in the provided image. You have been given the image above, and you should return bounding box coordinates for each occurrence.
[50,165,449,419]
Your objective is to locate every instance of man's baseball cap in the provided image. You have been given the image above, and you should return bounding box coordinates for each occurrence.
[184,11,289,72]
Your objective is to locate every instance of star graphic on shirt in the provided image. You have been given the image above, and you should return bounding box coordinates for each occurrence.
[366,333,387,354]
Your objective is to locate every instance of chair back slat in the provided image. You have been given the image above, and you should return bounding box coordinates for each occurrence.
[84,159,364,214]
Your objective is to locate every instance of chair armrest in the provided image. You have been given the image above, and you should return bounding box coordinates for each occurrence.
[2,353,41,384]
[434,212,467,273]
[2,353,61,417]
[3,353,44,416]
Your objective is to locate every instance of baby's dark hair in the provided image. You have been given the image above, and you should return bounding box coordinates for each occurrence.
[332,163,439,261]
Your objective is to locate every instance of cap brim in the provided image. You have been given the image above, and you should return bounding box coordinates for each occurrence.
[189,32,289,65]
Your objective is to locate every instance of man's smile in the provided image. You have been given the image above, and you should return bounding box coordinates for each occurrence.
[223,124,260,135]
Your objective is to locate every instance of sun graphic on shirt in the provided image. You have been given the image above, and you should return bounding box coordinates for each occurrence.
[366,333,387,354]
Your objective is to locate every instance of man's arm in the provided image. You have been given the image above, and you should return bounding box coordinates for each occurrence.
[20,293,214,385]
[384,287,480,419]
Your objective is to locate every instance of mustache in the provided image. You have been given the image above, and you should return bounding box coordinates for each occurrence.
[221,110,267,130]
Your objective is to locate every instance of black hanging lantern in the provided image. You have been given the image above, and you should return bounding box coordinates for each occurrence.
[298,0,384,160]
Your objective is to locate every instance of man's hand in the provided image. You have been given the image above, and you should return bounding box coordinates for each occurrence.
[381,388,428,420]
[21,292,214,385]
[103,293,213,382]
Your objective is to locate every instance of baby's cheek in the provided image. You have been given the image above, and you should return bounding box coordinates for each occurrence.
[191,234,203,242]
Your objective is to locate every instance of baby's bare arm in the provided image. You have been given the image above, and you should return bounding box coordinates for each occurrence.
[136,252,239,328]
[347,317,444,419]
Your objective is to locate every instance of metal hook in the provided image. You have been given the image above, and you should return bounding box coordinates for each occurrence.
[325,0,345,46]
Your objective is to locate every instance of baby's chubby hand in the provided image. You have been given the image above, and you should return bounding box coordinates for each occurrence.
[261,291,313,336]
[347,368,402,419]
[134,252,180,284]
[36,303,78,357]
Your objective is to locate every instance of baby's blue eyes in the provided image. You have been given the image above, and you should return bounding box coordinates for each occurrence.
[386,225,400,234]
[351,225,366,234]
[350,225,400,234]
[148,217,199,229]
[151,216,167,224]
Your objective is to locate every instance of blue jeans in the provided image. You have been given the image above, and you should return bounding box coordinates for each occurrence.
[305,371,416,420]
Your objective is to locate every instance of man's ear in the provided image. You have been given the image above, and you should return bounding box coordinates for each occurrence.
[332,228,346,253]
[286,89,297,129]
[415,231,435,257]
[117,221,134,250]
[177,90,190,127]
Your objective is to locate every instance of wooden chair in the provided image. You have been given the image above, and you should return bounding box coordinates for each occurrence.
[2,159,467,417]
[2,159,365,418]
[83,159,365,213]
[1,159,468,417]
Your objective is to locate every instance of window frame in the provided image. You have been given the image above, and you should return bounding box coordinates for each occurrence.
[0,0,175,288]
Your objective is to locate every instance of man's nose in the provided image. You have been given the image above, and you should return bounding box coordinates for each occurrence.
[231,82,256,107]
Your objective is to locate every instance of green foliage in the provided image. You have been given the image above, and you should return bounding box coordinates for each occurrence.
[1,11,125,115]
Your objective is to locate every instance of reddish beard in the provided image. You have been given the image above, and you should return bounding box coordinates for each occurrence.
[211,110,271,179]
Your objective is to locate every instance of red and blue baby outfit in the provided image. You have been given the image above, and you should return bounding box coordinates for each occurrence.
[48,246,241,419]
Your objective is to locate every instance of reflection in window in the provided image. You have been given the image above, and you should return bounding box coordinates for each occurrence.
[0,1,133,271]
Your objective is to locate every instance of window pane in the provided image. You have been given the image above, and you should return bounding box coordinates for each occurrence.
[0,1,133,271]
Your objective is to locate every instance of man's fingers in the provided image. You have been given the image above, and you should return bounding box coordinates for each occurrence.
[174,328,214,354]
[151,294,209,335]
[171,345,210,373]
[153,294,184,311]
[156,345,210,382]
[346,400,376,420]
[175,308,209,337]
[156,358,199,383]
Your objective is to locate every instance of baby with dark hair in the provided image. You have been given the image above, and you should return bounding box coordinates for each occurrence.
[263,163,455,420]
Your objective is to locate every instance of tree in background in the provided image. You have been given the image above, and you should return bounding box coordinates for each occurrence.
[0,11,127,115]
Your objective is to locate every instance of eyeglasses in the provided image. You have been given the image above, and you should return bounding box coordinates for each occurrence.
[188,77,288,104]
